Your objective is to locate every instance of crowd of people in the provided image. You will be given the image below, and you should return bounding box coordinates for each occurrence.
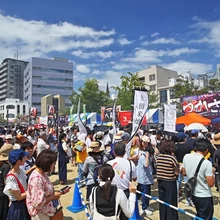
[0,124,219,220]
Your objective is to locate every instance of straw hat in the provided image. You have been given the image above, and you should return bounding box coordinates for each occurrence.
[212,133,220,145]
[0,144,14,161]
[88,141,104,153]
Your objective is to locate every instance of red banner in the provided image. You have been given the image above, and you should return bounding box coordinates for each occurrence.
[118,111,146,127]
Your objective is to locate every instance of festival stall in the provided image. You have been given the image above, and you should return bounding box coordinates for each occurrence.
[68,112,101,126]
[176,112,211,126]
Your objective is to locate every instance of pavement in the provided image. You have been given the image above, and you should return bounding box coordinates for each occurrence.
[50,163,220,220]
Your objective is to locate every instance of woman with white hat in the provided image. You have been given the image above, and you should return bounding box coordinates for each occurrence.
[0,144,14,220]
[83,141,108,201]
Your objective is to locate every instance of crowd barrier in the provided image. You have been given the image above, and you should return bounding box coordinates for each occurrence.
[66,177,218,220]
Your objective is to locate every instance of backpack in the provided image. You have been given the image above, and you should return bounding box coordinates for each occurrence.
[184,157,204,198]
[91,154,104,185]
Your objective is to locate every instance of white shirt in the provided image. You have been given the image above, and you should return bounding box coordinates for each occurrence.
[37,138,48,155]
[108,157,137,190]
[86,137,91,152]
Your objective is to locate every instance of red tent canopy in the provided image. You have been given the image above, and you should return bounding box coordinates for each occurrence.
[176,112,211,126]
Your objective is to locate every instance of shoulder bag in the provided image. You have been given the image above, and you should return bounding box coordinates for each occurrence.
[184,157,205,198]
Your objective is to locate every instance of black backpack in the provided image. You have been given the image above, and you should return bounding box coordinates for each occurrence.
[184,157,204,198]
[91,154,104,185]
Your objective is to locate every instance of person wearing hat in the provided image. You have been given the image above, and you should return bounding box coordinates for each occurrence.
[174,132,192,206]
[120,132,131,159]
[83,141,107,201]
[186,129,199,151]
[2,134,13,151]
[0,144,14,220]
[3,149,30,220]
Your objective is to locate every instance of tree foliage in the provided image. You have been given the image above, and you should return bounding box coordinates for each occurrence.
[112,72,147,110]
[173,75,210,98]
[69,79,112,113]
[208,78,220,92]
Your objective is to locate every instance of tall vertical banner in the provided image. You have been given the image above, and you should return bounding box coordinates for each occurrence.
[125,90,148,159]
[29,107,37,125]
[47,105,55,128]
[77,98,87,135]
[112,99,117,143]
[164,104,176,133]
[131,90,149,139]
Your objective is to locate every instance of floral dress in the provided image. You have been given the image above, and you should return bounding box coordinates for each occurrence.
[26,170,56,217]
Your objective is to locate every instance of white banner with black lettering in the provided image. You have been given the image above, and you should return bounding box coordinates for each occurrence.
[112,99,117,143]
[77,98,87,135]
[131,90,149,138]
[164,104,176,133]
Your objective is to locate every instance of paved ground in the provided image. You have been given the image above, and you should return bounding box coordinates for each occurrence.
[51,163,220,220]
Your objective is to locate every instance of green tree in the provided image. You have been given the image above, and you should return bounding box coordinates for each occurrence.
[70,79,111,113]
[208,78,220,92]
[112,72,153,110]
[0,115,6,124]
[173,75,210,98]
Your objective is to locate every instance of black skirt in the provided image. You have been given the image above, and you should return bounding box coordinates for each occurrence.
[7,200,31,220]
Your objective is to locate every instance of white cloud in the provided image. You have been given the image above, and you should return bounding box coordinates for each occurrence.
[163,60,212,75]
[139,35,146,40]
[76,64,90,73]
[71,50,123,59]
[0,12,115,61]
[92,69,101,75]
[142,37,180,46]
[190,19,220,52]
[98,70,123,91]
[151,32,160,37]
[122,48,199,63]
[117,38,133,45]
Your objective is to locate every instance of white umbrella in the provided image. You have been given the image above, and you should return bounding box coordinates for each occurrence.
[184,123,208,132]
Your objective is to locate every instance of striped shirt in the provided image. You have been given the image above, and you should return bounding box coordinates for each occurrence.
[156,154,179,181]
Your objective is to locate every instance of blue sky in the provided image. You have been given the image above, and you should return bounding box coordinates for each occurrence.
[1,0,220,94]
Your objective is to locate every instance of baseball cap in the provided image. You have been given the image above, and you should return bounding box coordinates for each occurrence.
[9,149,29,164]
[177,132,187,139]
[5,134,13,140]
[191,129,199,135]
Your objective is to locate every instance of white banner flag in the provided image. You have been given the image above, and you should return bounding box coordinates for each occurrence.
[77,98,87,135]
[131,90,149,138]
[164,104,176,133]
[112,99,117,143]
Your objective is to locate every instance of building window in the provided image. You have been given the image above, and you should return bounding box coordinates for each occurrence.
[160,90,167,103]
[6,105,15,109]
[139,77,145,83]
[170,88,175,99]
[149,74,155,81]
[23,105,26,114]
[17,105,20,114]
[149,85,156,91]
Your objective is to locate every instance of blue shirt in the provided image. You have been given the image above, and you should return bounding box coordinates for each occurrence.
[137,153,154,185]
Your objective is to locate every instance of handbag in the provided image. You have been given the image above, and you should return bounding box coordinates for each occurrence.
[50,200,64,220]
[92,187,120,220]
[184,157,205,198]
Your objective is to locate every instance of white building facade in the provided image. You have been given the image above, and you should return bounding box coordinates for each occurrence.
[138,65,178,105]
[0,98,29,122]
[23,57,73,114]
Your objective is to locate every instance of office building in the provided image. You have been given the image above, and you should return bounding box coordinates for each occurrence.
[0,98,29,123]
[0,58,28,102]
[138,65,178,105]
[41,94,65,116]
[23,57,73,115]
